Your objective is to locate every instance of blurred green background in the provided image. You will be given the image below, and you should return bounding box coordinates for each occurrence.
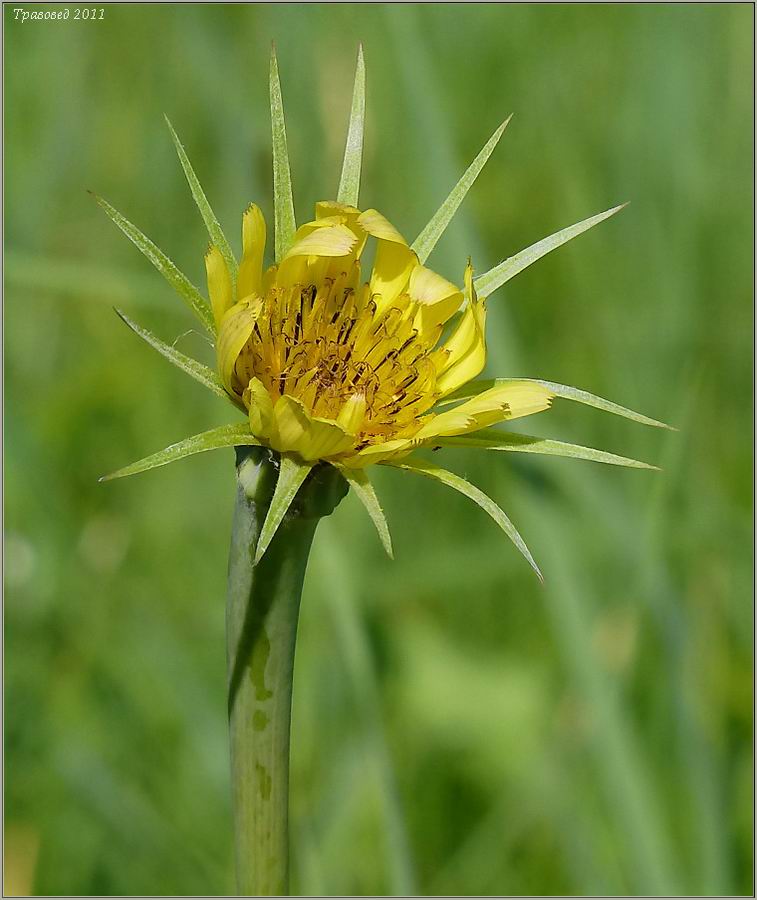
[4,3,753,896]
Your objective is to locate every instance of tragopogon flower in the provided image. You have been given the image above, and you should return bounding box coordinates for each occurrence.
[99,46,670,576]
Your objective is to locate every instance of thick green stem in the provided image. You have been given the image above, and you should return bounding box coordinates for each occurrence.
[226,447,346,896]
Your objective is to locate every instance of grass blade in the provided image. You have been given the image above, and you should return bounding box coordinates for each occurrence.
[438,377,673,429]
[254,455,312,564]
[474,204,627,299]
[437,429,659,469]
[270,44,297,262]
[94,194,215,334]
[114,308,229,402]
[412,117,511,264]
[337,45,366,207]
[100,423,258,481]
[384,456,542,580]
[339,466,393,558]
[165,115,238,286]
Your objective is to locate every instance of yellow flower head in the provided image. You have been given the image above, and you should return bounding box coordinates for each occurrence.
[99,46,671,574]
[208,201,549,468]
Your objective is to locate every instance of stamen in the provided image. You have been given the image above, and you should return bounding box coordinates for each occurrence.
[227,278,441,447]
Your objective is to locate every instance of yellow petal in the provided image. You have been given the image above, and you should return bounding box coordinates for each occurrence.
[245,377,274,438]
[316,201,368,263]
[372,243,418,316]
[357,208,416,313]
[434,262,487,396]
[269,395,354,462]
[336,393,367,434]
[283,223,357,259]
[343,437,415,468]
[415,381,554,441]
[205,245,233,329]
[237,204,266,301]
[277,223,359,290]
[316,200,361,219]
[358,209,407,244]
[216,298,263,394]
[408,265,464,334]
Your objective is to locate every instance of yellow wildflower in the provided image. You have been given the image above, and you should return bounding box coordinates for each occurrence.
[98,46,671,575]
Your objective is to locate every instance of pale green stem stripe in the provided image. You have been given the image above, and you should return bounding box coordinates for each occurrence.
[337,45,366,207]
[165,115,238,286]
[227,450,315,896]
[270,45,297,262]
[473,203,627,299]
[114,308,229,402]
[411,116,511,264]
[94,194,215,334]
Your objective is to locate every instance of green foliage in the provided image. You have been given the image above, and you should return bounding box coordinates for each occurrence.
[4,4,752,897]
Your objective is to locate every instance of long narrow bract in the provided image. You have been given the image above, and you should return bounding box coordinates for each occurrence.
[339,466,393,558]
[165,115,238,286]
[255,455,313,564]
[115,308,229,402]
[270,45,297,261]
[384,457,542,580]
[474,204,627,299]
[437,429,658,469]
[337,45,366,208]
[438,378,672,430]
[100,423,259,481]
[95,194,215,334]
[412,117,511,264]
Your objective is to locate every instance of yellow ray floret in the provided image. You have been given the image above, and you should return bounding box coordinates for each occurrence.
[209,203,538,468]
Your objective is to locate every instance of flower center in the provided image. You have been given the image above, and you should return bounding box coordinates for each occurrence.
[232,270,439,440]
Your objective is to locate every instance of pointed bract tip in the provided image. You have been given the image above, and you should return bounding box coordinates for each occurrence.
[501,113,514,130]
